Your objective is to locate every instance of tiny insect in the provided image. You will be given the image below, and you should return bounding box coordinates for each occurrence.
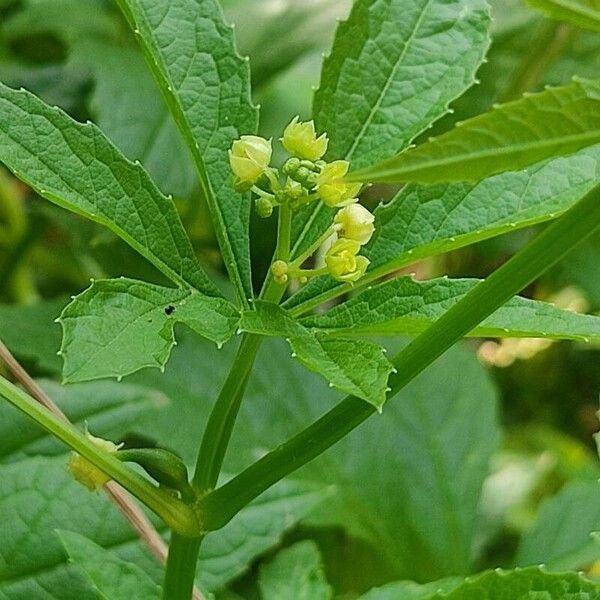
[164,305,175,315]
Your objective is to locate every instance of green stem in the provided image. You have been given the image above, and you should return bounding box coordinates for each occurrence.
[262,202,293,303]
[288,225,336,270]
[198,181,600,530]
[0,375,200,536]
[161,534,203,600]
[192,333,262,492]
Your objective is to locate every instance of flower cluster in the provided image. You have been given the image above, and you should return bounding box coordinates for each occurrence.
[229,117,374,285]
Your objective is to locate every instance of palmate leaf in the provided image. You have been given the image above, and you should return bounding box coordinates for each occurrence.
[527,0,600,32]
[0,84,218,297]
[58,531,160,600]
[59,278,240,383]
[359,568,600,599]
[349,79,600,184]
[284,144,600,313]
[240,302,393,410]
[258,541,332,600]
[302,276,600,342]
[290,0,491,270]
[115,0,258,304]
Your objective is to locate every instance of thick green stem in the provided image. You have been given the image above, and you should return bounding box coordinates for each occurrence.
[192,334,262,492]
[0,375,200,536]
[161,534,203,600]
[198,181,600,530]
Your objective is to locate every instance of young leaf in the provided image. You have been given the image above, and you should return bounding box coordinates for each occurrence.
[292,0,491,269]
[314,0,491,169]
[527,0,600,32]
[515,479,600,571]
[58,530,160,600]
[240,301,393,410]
[420,567,600,599]
[259,541,332,600]
[301,275,600,342]
[59,278,240,383]
[284,144,600,313]
[0,84,219,296]
[114,0,258,303]
[349,79,600,184]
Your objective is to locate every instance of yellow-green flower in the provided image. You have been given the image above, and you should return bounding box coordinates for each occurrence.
[325,238,370,283]
[316,160,362,207]
[68,433,120,492]
[282,116,328,161]
[229,135,272,190]
[334,204,375,245]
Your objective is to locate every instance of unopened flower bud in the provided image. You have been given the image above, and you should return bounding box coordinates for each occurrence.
[325,238,370,283]
[316,160,362,207]
[255,197,274,218]
[282,116,328,161]
[68,433,120,492]
[271,260,289,284]
[282,157,301,177]
[229,135,272,190]
[334,204,375,245]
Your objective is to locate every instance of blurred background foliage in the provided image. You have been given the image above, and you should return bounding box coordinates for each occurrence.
[0,0,600,597]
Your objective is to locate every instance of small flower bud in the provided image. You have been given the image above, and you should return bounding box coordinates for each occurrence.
[282,157,301,177]
[334,204,375,245]
[316,160,362,207]
[255,197,274,218]
[229,135,272,190]
[325,238,370,283]
[68,433,120,492]
[271,260,289,284]
[282,116,329,161]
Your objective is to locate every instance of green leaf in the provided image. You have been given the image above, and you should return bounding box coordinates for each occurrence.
[358,577,462,600]
[284,144,600,314]
[258,541,332,600]
[301,275,600,342]
[0,84,219,296]
[0,379,167,463]
[421,567,600,599]
[314,0,491,169]
[115,0,258,303]
[527,0,600,32]
[515,479,600,571]
[349,79,600,184]
[58,530,160,600]
[59,278,240,382]
[240,301,393,410]
[0,298,64,374]
[291,0,491,273]
[0,378,326,600]
[70,39,197,198]
[213,338,498,581]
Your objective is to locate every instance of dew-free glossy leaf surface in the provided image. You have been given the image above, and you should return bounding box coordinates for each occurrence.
[285,144,600,313]
[302,275,600,342]
[59,278,240,382]
[0,84,218,296]
[240,301,393,409]
[350,79,600,184]
[115,0,258,303]
[258,541,331,600]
